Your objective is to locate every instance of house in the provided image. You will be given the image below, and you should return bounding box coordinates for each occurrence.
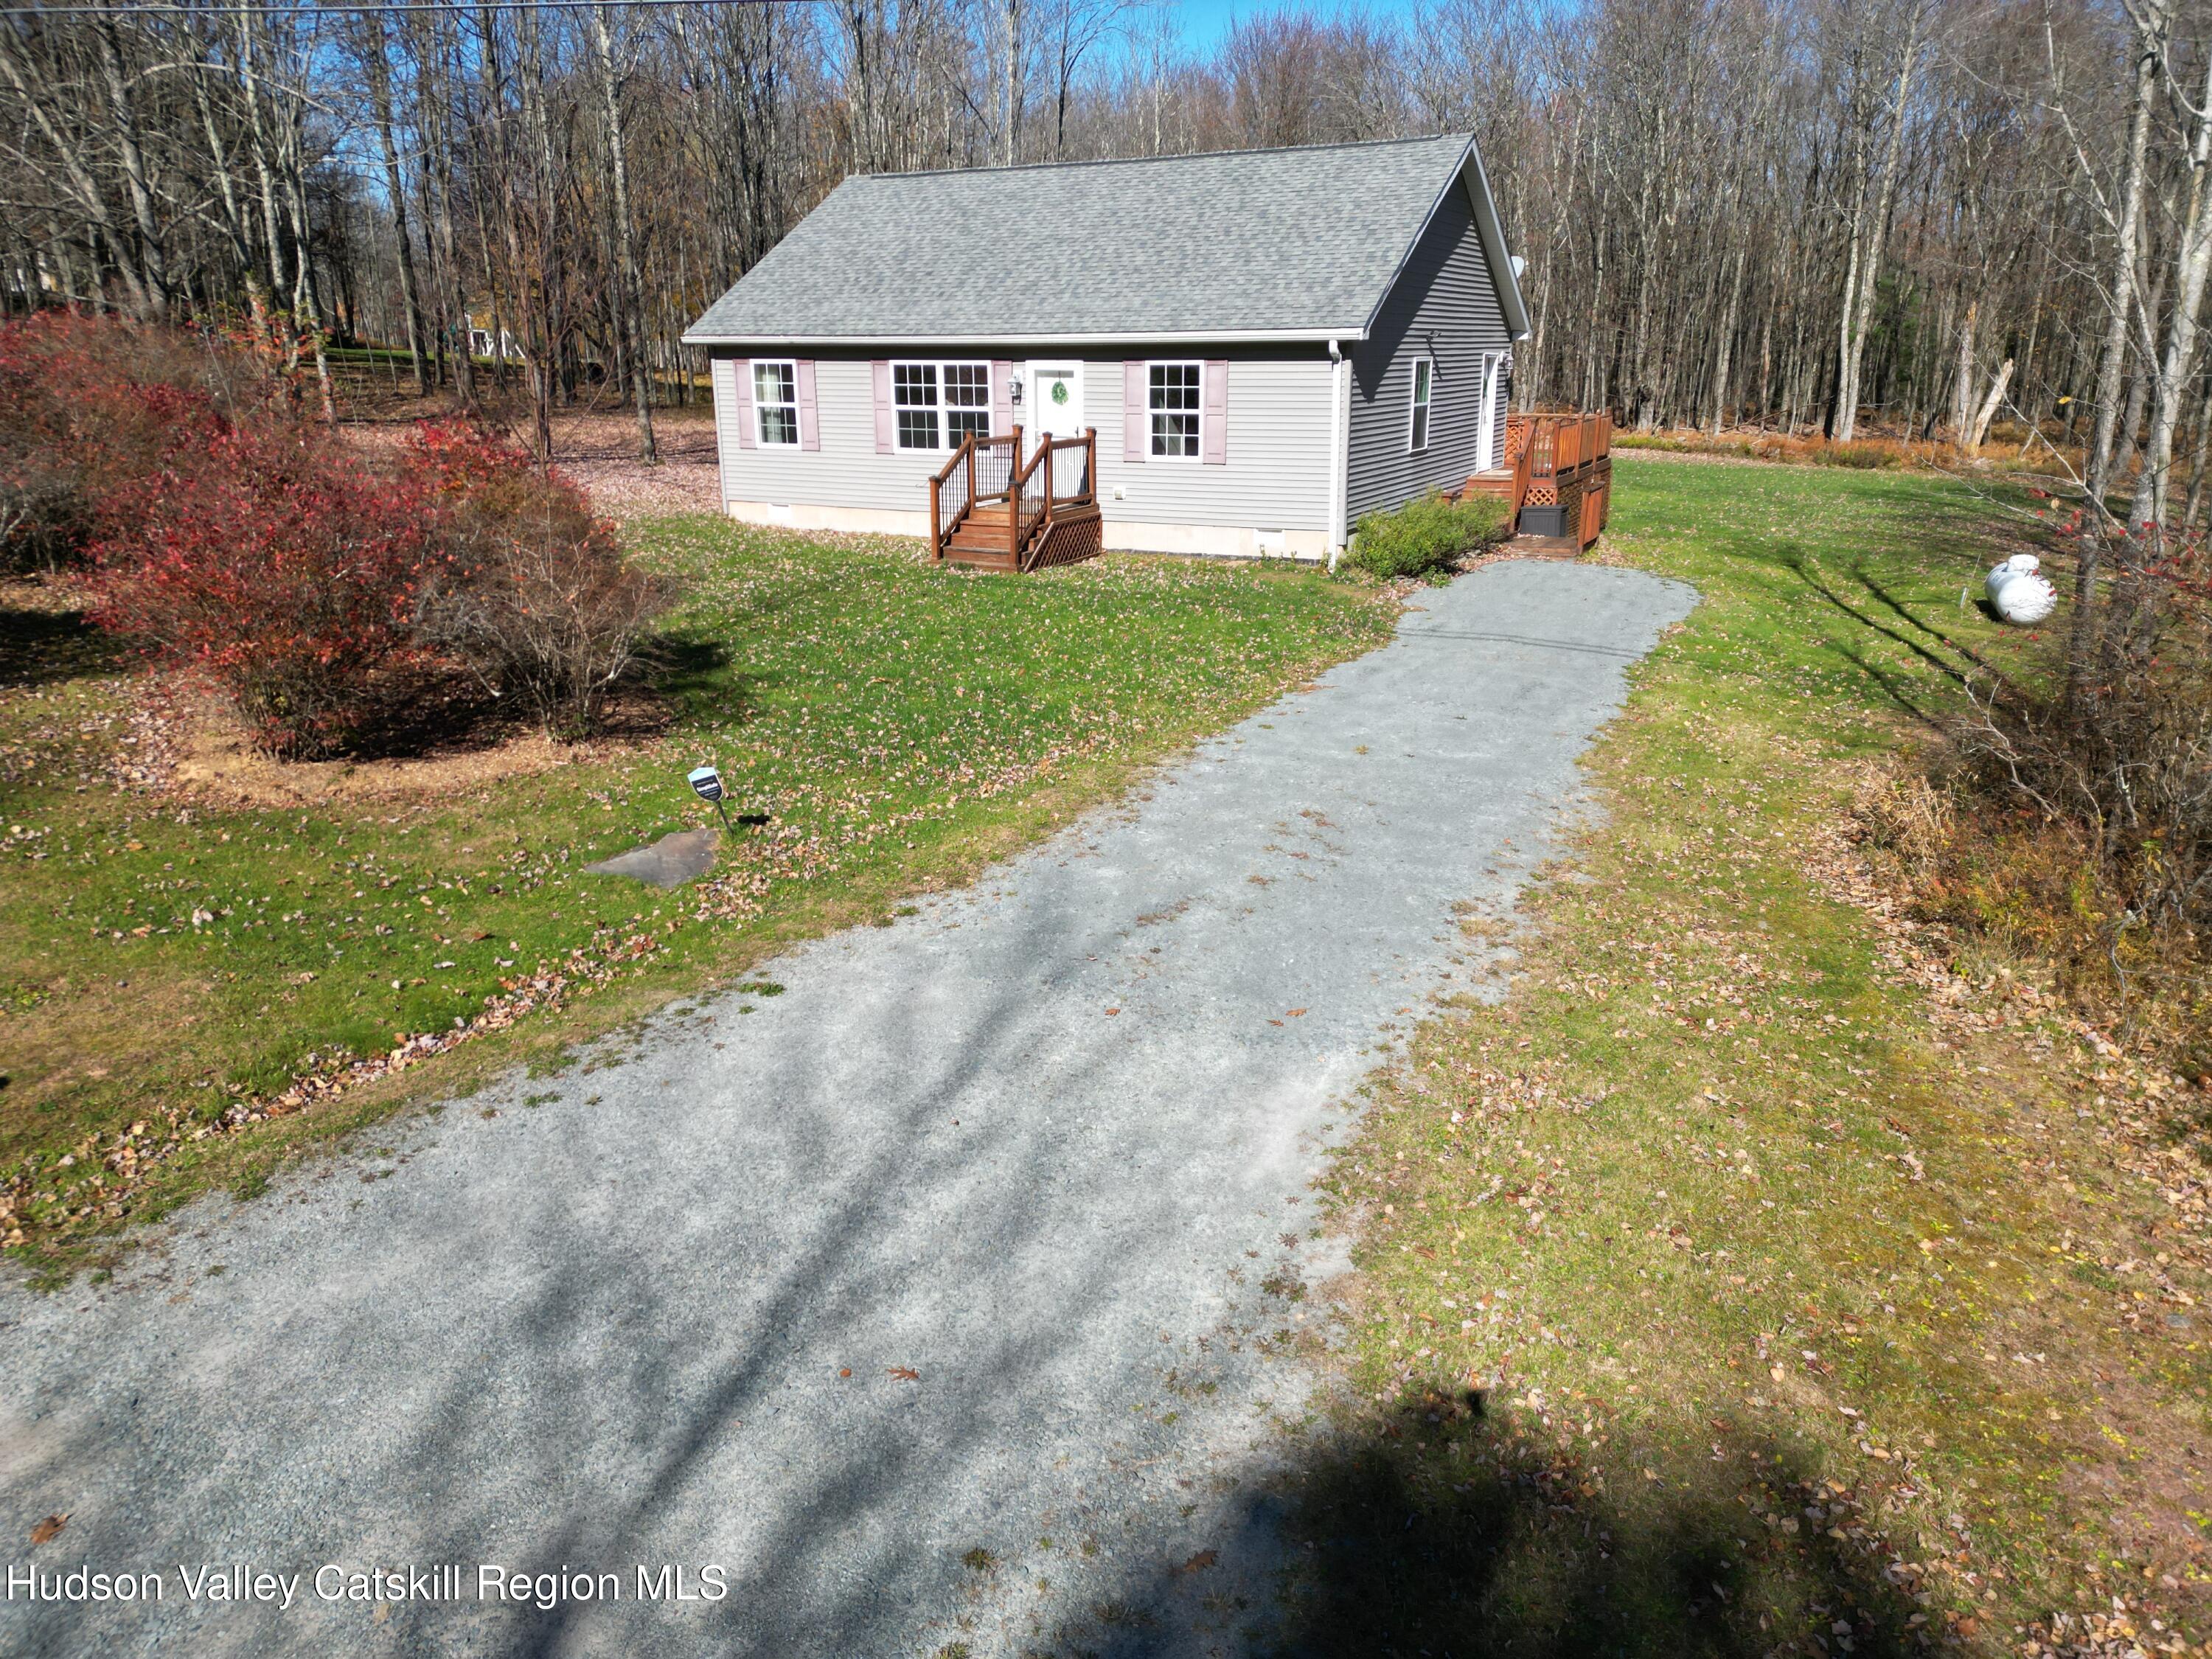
[683,132,1534,566]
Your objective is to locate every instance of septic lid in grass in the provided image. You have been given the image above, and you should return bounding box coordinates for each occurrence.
[583,827,719,889]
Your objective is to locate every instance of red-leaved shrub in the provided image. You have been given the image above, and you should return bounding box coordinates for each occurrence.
[15,317,670,757]
[88,422,445,757]
[408,417,672,737]
[0,311,280,569]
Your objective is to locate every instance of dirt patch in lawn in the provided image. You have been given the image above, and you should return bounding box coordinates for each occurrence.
[155,679,665,808]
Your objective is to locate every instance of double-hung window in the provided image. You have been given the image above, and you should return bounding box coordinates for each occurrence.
[1149,361,1201,459]
[1409,357,1433,453]
[754,359,799,446]
[893,361,992,451]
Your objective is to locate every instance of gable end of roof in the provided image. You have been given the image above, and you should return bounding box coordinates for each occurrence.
[1357,135,1531,346]
[682,133,1493,346]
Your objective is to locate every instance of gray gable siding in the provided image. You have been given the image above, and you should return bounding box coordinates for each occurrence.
[1344,177,1512,524]
[712,344,1334,533]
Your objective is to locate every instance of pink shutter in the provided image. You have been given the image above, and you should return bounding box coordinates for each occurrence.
[731,357,755,450]
[991,360,1014,435]
[1202,359,1227,465]
[872,361,894,453]
[1123,361,1147,464]
[796,360,820,451]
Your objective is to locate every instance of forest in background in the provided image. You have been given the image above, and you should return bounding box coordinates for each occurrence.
[0,0,2208,526]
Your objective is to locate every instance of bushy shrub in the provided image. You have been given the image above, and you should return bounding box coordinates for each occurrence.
[88,422,445,757]
[408,418,674,737]
[0,311,279,569]
[19,319,669,757]
[1344,491,1513,580]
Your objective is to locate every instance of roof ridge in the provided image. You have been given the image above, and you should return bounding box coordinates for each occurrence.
[850,131,1470,184]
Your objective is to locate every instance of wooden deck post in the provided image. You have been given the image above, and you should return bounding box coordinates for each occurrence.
[1010,425,1024,566]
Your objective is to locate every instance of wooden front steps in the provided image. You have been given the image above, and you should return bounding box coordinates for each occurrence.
[943,502,1105,571]
[931,427,1102,573]
[944,503,1020,568]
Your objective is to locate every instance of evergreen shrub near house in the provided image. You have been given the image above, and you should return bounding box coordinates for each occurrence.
[1343,491,1512,581]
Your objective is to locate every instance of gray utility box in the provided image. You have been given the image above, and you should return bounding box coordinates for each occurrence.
[1519,504,1569,538]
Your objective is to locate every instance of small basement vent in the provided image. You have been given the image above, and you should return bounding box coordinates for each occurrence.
[1253,528,1287,554]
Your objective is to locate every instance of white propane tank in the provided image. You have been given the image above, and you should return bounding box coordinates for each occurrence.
[1986,554,2057,625]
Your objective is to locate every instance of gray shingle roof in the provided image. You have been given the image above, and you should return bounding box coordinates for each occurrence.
[685,133,1500,344]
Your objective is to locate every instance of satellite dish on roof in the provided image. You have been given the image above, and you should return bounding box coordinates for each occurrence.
[1510,254,1527,280]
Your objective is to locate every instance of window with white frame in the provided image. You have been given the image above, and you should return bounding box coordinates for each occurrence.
[892,361,992,451]
[754,359,798,446]
[943,363,991,443]
[1149,361,1201,459]
[1409,356,1433,453]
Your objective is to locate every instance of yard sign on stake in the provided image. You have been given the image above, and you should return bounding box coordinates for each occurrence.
[688,764,733,833]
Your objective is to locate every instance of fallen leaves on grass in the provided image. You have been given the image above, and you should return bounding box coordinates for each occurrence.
[0,925,675,1248]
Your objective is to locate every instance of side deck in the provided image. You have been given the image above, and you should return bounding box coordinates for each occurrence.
[1455,412,1614,554]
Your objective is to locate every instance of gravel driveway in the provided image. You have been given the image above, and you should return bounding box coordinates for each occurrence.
[0,558,1694,1658]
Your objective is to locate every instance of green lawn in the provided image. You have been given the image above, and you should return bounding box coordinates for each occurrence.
[1292,456,2211,1652]
[0,526,1388,1268]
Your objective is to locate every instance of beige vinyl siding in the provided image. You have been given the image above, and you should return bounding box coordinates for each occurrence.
[716,355,964,513]
[711,344,1335,533]
[1096,349,1330,530]
[1344,175,1514,523]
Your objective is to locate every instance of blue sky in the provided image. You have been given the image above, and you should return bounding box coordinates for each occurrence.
[1161,0,1423,51]
[1164,0,1251,49]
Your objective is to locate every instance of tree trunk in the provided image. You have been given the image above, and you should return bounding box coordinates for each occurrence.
[363,18,431,397]
[92,19,170,322]
[1834,8,1921,442]
[2126,49,2212,541]
[1968,358,2014,448]
[1951,296,1977,448]
[2087,1,2171,509]
[1000,0,1023,166]
[1710,243,1746,435]
[591,3,658,465]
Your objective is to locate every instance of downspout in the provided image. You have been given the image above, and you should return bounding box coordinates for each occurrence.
[1327,338,1349,572]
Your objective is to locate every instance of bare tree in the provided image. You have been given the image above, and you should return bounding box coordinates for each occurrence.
[591,0,657,462]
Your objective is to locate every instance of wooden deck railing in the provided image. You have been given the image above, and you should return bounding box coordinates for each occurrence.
[928,430,1022,561]
[1509,427,1534,518]
[1042,430,1093,512]
[929,425,1096,567]
[1523,411,1612,482]
[1012,428,1097,569]
[1010,436,1048,566]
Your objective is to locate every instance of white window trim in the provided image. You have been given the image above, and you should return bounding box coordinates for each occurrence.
[754,358,799,448]
[1147,358,1205,463]
[890,358,992,453]
[1408,355,1433,454]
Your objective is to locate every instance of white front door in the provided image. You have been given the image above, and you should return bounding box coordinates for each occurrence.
[1026,361,1085,440]
[1475,352,1503,472]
